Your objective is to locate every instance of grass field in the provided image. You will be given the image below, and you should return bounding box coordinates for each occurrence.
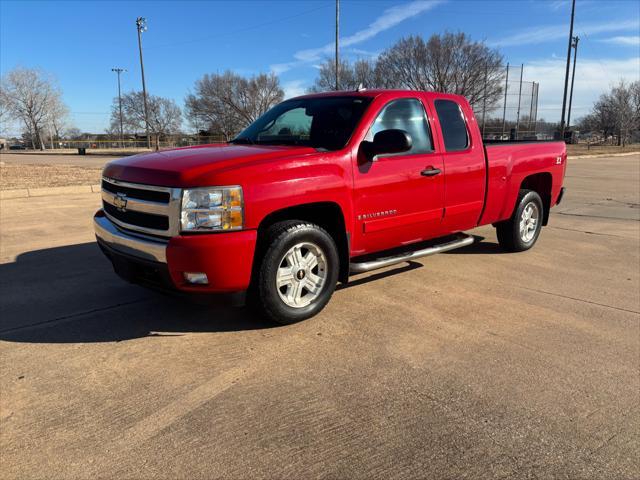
[0,164,102,190]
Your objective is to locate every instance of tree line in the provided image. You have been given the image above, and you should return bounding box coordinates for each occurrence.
[578,80,640,146]
[2,31,638,148]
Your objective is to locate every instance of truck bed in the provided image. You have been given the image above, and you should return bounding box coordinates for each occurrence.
[479,141,566,226]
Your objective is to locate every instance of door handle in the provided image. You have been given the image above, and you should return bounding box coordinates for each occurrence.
[420,167,441,177]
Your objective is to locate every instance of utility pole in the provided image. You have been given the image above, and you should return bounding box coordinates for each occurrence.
[335,0,340,91]
[111,68,126,149]
[559,0,576,138]
[136,17,151,149]
[567,35,580,129]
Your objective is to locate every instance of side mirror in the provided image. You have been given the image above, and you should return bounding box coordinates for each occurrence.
[363,129,412,158]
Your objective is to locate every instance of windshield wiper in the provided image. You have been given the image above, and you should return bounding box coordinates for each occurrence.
[254,138,306,146]
[229,137,254,145]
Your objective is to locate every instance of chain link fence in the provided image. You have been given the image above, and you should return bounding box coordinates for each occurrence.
[20,136,228,153]
[473,65,543,141]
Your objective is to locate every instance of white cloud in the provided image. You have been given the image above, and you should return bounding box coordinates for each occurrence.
[549,0,569,11]
[270,0,443,74]
[282,79,308,99]
[489,19,640,47]
[524,56,640,121]
[346,48,381,59]
[598,36,640,46]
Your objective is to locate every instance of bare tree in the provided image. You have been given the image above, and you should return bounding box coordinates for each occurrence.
[0,88,12,136]
[185,71,284,140]
[64,127,82,140]
[46,95,69,140]
[579,80,639,146]
[110,91,182,150]
[309,58,380,92]
[0,67,67,150]
[185,73,244,141]
[375,33,504,107]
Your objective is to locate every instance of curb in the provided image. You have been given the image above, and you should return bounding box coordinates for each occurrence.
[569,151,640,159]
[1,184,101,200]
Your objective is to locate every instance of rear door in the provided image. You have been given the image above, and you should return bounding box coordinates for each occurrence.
[431,97,486,232]
[351,97,445,255]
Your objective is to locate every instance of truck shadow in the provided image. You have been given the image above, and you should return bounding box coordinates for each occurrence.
[0,242,274,344]
[0,237,507,344]
[443,235,508,255]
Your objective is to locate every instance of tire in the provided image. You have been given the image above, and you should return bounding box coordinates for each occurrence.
[496,189,544,252]
[255,221,339,325]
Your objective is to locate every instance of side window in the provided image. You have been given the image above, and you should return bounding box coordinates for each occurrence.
[434,99,469,151]
[366,98,433,155]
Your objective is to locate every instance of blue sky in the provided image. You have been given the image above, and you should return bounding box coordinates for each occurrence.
[1,0,639,133]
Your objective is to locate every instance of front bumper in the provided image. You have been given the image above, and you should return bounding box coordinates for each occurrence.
[94,211,167,262]
[94,210,257,294]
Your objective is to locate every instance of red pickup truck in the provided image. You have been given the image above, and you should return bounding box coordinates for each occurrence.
[95,89,566,324]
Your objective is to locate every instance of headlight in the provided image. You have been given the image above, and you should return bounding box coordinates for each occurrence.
[181,186,243,232]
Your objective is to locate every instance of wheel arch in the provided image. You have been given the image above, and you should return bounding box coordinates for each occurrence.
[256,202,350,283]
[520,172,553,225]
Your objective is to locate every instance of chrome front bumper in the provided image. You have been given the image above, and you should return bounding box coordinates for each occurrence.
[94,213,167,263]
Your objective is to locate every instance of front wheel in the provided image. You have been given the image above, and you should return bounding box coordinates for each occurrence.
[496,189,544,252]
[255,221,339,325]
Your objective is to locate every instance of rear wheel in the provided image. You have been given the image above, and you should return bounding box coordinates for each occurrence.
[255,221,339,324]
[496,189,544,252]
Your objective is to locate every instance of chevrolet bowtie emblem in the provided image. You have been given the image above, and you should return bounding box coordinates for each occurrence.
[113,193,128,212]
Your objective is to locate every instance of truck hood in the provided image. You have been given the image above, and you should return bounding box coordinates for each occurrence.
[102,144,318,186]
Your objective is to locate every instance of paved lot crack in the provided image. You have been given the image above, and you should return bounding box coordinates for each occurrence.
[557,212,640,222]
[547,226,627,238]
[523,288,639,315]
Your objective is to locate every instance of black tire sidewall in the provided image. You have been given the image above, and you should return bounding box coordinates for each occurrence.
[512,191,543,250]
[258,224,339,324]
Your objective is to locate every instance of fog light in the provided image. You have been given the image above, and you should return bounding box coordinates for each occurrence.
[183,272,208,285]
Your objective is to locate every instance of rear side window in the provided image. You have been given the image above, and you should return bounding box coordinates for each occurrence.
[434,100,469,151]
[366,98,433,155]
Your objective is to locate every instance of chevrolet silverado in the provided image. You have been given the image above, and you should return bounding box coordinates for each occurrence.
[95,90,566,324]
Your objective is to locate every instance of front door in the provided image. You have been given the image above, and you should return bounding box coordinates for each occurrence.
[351,97,445,255]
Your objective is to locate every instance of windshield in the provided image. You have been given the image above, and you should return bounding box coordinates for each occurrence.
[232,96,373,151]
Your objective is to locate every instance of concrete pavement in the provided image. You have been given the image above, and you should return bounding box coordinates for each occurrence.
[1,155,638,479]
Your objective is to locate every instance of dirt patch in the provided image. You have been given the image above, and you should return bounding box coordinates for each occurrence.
[0,163,102,190]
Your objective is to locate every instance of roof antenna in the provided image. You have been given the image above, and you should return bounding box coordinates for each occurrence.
[356,83,367,92]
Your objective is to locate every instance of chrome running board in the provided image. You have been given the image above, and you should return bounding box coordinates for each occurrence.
[349,233,474,274]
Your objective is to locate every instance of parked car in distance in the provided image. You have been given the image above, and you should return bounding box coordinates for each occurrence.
[95,89,566,324]
[8,144,27,150]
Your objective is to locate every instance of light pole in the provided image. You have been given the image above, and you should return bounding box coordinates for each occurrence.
[136,16,151,149]
[559,0,576,138]
[111,67,126,148]
[335,0,340,91]
[501,63,509,138]
[567,35,579,130]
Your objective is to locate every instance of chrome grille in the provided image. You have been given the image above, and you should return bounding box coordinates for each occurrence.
[101,177,181,237]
